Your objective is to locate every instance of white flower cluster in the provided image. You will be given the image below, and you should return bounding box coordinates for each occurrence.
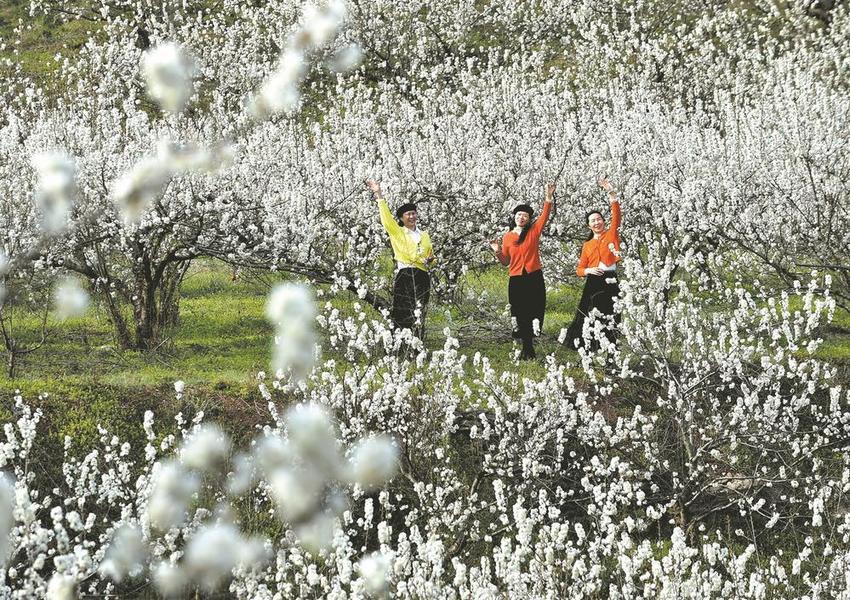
[2,0,850,596]
[52,277,89,320]
[266,283,318,380]
[141,43,196,114]
[111,138,234,225]
[31,152,75,233]
[1,263,849,596]
[251,0,349,117]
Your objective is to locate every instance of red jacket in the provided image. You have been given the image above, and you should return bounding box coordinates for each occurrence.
[576,201,621,276]
[499,201,553,276]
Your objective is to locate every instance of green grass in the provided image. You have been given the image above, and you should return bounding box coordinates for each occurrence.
[0,2,96,86]
[0,262,276,388]
[0,258,597,393]
[3,256,849,396]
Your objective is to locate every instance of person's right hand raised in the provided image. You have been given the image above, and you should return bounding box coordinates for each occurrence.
[488,239,501,254]
[365,179,382,198]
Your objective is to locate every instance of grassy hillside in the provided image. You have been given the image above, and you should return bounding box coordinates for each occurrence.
[0,1,96,85]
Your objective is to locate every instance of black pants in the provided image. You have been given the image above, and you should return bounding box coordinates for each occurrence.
[508,269,546,359]
[565,271,620,351]
[392,268,431,332]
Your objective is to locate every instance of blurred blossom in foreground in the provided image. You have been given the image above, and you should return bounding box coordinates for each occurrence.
[270,466,324,524]
[295,511,336,554]
[46,573,75,600]
[173,379,185,396]
[359,551,392,596]
[184,523,245,591]
[159,140,235,173]
[266,283,317,380]
[180,424,231,471]
[349,436,399,490]
[111,155,172,224]
[301,0,346,46]
[250,0,347,119]
[285,402,335,458]
[153,561,187,598]
[148,460,199,531]
[330,44,362,73]
[98,525,147,583]
[53,278,89,319]
[0,474,13,566]
[113,140,232,225]
[254,49,305,116]
[142,43,195,114]
[32,152,75,233]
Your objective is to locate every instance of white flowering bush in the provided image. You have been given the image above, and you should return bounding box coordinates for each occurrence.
[2,272,849,597]
[2,0,850,598]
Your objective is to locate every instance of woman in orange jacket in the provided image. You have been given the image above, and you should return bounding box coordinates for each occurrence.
[564,177,622,351]
[489,183,555,360]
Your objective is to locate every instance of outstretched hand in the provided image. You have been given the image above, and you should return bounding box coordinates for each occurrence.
[544,182,555,201]
[597,177,615,194]
[365,179,382,198]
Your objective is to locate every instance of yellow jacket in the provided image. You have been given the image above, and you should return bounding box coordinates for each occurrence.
[378,199,433,271]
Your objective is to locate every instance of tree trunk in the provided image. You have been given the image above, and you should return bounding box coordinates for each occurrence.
[102,288,134,350]
[7,344,16,379]
[131,261,189,351]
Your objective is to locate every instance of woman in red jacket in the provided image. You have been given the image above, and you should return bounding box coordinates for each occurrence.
[489,183,555,360]
[564,177,622,351]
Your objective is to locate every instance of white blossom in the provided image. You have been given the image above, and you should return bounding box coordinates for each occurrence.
[266,283,315,324]
[184,523,243,591]
[359,551,392,596]
[32,152,75,233]
[147,461,199,530]
[111,155,171,224]
[153,562,188,598]
[330,44,363,73]
[53,277,89,319]
[180,424,231,471]
[98,525,147,583]
[141,43,195,113]
[46,574,75,600]
[348,436,398,490]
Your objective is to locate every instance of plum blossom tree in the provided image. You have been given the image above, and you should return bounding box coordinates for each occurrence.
[7,0,847,348]
[2,0,352,349]
[1,0,850,597]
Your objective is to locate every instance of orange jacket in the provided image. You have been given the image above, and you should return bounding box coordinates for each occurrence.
[576,201,621,276]
[499,201,553,276]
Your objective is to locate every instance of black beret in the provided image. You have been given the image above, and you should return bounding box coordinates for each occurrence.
[395,203,418,219]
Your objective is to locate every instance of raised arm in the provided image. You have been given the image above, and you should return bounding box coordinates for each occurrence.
[598,177,621,232]
[366,179,401,235]
[531,182,555,235]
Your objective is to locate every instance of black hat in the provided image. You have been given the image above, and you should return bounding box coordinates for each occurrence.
[395,203,417,219]
[513,204,534,217]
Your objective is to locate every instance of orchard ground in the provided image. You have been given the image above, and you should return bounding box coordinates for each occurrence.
[2,258,849,453]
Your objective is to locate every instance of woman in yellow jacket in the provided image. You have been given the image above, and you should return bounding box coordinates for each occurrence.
[366,179,435,333]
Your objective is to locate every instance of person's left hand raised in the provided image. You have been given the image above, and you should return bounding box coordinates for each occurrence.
[597,177,615,194]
